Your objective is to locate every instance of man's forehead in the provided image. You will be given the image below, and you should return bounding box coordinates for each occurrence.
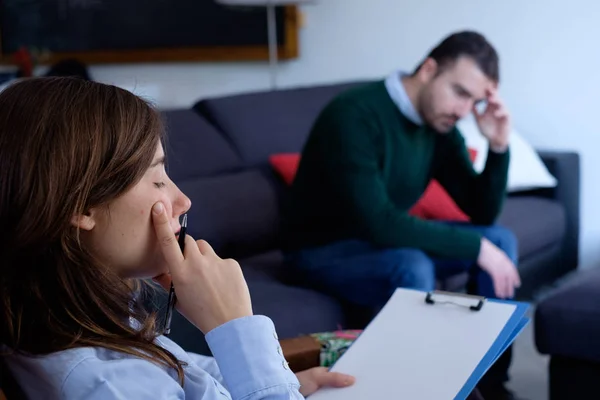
[444,57,495,98]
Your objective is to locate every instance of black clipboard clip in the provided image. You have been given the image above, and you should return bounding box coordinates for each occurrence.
[425,290,485,311]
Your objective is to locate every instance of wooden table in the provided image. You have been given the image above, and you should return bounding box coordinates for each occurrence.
[280,335,322,372]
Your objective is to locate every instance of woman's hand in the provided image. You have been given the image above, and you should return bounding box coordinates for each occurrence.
[152,202,253,334]
[295,367,355,397]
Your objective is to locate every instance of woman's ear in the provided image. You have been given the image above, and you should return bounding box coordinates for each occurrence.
[70,209,96,231]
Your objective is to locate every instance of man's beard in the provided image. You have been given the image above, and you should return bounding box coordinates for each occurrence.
[435,114,459,133]
[421,105,458,133]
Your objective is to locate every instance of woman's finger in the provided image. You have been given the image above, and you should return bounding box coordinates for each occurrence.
[197,239,217,257]
[312,367,356,388]
[152,202,184,271]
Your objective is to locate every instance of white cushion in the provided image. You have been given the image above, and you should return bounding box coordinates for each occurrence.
[456,114,557,192]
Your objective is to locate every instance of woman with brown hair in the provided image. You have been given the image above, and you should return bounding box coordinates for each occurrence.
[0,77,354,399]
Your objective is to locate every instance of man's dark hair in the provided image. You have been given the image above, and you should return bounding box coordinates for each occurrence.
[414,30,499,82]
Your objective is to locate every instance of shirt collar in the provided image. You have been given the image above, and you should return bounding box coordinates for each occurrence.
[384,70,423,125]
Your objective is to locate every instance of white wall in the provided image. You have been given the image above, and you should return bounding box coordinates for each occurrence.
[92,0,597,268]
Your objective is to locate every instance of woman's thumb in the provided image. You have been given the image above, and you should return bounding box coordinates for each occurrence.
[314,368,356,388]
[328,372,355,387]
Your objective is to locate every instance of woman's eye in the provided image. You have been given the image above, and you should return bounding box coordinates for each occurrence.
[154,182,166,189]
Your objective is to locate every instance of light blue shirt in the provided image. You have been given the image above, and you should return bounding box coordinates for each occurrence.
[5,315,303,399]
[384,69,423,125]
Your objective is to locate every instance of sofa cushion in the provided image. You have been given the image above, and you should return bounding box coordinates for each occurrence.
[177,169,280,259]
[247,281,346,338]
[239,250,293,284]
[162,109,242,181]
[167,279,347,356]
[535,267,600,363]
[194,81,368,165]
[497,196,566,260]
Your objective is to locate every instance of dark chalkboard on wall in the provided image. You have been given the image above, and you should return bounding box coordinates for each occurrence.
[0,0,299,64]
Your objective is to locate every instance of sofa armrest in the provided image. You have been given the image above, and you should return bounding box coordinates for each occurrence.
[537,150,580,269]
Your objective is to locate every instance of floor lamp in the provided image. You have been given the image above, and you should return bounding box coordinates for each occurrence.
[215,0,313,90]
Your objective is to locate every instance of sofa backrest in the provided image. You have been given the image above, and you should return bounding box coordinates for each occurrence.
[162,109,243,181]
[175,169,282,259]
[163,81,368,259]
[194,81,368,166]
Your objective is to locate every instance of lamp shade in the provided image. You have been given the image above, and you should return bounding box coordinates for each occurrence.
[216,0,314,5]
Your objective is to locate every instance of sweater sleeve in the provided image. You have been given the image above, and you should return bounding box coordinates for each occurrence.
[434,129,510,225]
[325,104,483,260]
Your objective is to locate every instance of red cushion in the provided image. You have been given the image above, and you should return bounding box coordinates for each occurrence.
[269,149,477,222]
[269,153,301,185]
[408,148,477,222]
[408,180,469,221]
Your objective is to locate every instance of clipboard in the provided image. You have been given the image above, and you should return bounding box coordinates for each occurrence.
[307,288,530,400]
[424,290,486,311]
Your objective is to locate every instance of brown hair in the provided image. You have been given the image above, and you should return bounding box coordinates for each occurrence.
[414,30,500,83]
[0,77,185,382]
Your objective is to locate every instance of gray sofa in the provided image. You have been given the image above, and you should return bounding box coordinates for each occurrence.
[535,267,600,400]
[159,80,580,355]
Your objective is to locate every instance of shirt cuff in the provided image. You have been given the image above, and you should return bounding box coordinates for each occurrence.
[205,315,300,398]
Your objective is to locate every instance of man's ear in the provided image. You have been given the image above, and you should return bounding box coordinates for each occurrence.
[70,209,97,231]
[416,57,438,83]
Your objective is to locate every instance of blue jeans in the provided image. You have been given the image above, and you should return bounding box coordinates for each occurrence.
[286,223,518,385]
[287,224,518,306]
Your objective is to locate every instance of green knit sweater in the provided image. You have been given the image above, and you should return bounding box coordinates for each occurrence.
[281,81,510,260]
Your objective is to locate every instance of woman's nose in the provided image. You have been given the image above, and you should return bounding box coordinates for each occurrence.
[171,185,191,217]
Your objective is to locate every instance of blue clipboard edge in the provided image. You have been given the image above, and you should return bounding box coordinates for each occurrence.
[453,299,531,400]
